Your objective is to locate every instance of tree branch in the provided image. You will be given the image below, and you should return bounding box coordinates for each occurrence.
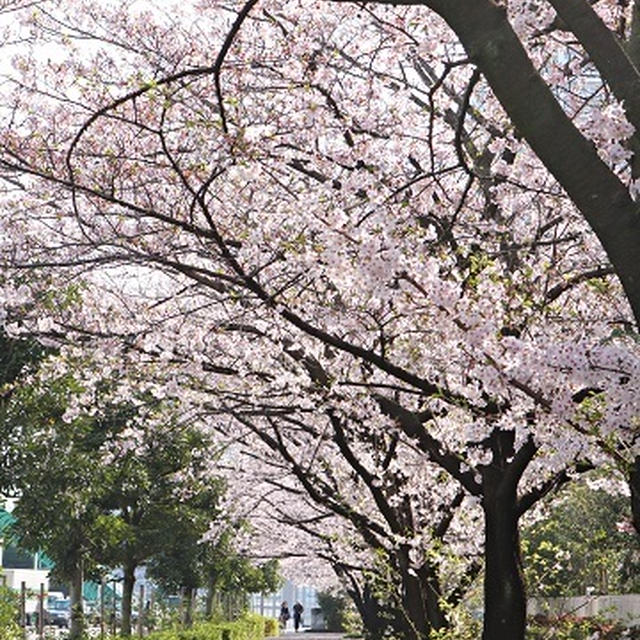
[547,0,640,132]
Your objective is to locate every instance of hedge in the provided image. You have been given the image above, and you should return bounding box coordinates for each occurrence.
[527,615,640,640]
[146,613,278,640]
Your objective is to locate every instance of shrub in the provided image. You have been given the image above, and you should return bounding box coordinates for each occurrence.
[0,584,20,640]
[263,616,279,638]
[526,615,640,640]
[317,591,349,631]
[144,613,275,640]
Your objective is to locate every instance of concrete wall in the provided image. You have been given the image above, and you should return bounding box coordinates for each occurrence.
[528,594,640,626]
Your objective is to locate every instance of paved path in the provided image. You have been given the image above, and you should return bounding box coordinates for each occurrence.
[267,633,346,640]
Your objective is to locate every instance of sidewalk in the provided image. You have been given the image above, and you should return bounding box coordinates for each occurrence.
[267,633,345,640]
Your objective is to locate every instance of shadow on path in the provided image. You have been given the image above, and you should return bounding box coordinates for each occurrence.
[267,633,346,640]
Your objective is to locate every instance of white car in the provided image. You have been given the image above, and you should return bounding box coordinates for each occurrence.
[46,599,71,628]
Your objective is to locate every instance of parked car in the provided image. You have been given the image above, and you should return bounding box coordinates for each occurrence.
[46,598,71,628]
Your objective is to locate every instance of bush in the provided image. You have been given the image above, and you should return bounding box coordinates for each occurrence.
[527,615,640,640]
[144,613,275,640]
[0,584,20,640]
[263,616,279,637]
[317,591,349,632]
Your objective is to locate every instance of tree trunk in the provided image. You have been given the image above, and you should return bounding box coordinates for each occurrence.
[182,587,194,627]
[428,0,640,328]
[395,546,429,640]
[335,565,388,640]
[68,560,85,640]
[630,455,640,536]
[358,587,385,640]
[205,572,216,619]
[395,545,450,638]
[482,474,526,640]
[121,562,136,636]
[629,0,640,180]
[418,563,448,632]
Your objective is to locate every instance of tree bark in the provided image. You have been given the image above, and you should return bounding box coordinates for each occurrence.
[630,455,640,536]
[330,0,640,327]
[629,1,640,180]
[395,545,447,638]
[205,572,216,619]
[419,564,448,632]
[482,470,526,640]
[68,560,85,640]
[182,587,194,627]
[357,584,387,640]
[121,562,136,636]
[630,1,640,70]
[334,565,389,639]
[433,0,640,327]
[397,557,427,640]
[547,0,640,130]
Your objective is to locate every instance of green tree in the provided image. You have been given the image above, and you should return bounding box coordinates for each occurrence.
[95,404,222,636]
[0,331,54,490]
[147,480,222,627]
[317,591,349,632]
[201,529,281,619]
[3,370,116,639]
[0,333,50,390]
[147,492,281,626]
[2,357,228,637]
[523,479,640,597]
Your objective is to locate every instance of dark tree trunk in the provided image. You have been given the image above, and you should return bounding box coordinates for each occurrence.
[419,564,448,632]
[429,0,640,328]
[182,587,194,627]
[482,473,526,640]
[359,584,400,640]
[395,546,448,638]
[396,546,429,640]
[358,585,386,640]
[630,455,640,536]
[121,562,136,636]
[205,572,216,619]
[68,560,85,640]
[336,565,389,640]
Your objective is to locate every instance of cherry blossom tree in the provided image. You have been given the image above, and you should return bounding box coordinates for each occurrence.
[215,404,482,638]
[0,2,639,640]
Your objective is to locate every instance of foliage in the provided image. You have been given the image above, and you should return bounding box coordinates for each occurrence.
[526,616,640,640]
[3,2,640,640]
[143,613,273,640]
[0,331,55,491]
[0,332,52,390]
[146,479,223,593]
[523,480,640,597]
[0,359,235,635]
[92,398,224,634]
[316,591,349,631]
[263,616,279,638]
[428,618,482,640]
[201,528,282,598]
[0,584,20,640]
[3,369,110,579]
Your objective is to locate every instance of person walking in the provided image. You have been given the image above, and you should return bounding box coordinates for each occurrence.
[279,601,290,630]
[292,601,304,632]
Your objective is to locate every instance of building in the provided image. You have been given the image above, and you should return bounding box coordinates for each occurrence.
[249,580,318,629]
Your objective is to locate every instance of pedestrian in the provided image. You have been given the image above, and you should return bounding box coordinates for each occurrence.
[279,601,290,630]
[293,601,304,631]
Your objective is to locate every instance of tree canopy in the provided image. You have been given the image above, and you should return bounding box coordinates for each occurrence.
[0,2,639,640]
